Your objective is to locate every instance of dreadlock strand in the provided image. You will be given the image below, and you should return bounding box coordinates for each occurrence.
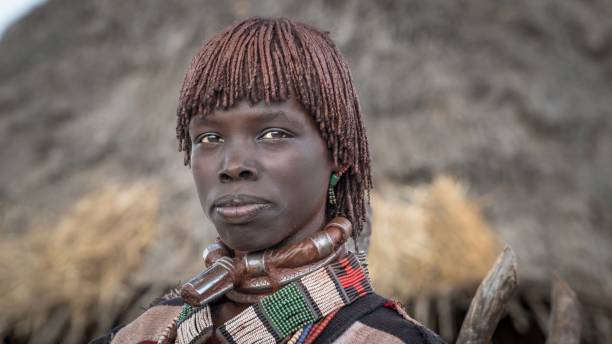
[209,34,239,109]
[245,28,257,103]
[266,24,279,102]
[315,56,337,130]
[256,23,271,104]
[271,23,292,100]
[279,21,308,105]
[272,43,288,100]
[226,26,249,105]
[300,34,329,134]
[225,21,254,106]
[302,32,330,114]
[231,29,250,101]
[288,26,316,110]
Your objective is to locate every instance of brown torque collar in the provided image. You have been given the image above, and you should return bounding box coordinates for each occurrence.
[180,217,352,306]
[226,245,347,303]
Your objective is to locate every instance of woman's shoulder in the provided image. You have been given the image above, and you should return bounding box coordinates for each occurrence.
[88,297,184,344]
[316,293,447,344]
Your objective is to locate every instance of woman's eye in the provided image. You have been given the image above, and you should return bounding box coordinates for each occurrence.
[197,133,224,144]
[260,130,290,140]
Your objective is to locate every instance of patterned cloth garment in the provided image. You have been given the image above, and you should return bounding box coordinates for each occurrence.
[177,251,372,344]
[91,252,446,344]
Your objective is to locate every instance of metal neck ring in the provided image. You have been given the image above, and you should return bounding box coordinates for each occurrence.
[244,251,267,277]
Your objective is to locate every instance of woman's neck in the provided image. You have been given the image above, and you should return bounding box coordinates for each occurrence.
[263,206,328,252]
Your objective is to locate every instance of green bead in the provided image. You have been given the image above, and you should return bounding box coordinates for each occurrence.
[177,304,193,323]
[261,284,315,336]
[330,173,340,187]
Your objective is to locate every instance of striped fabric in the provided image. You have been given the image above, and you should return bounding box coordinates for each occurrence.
[170,251,372,344]
[176,305,212,344]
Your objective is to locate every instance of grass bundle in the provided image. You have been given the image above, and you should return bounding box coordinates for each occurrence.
[0,182,159,343]
[368,176,502,300]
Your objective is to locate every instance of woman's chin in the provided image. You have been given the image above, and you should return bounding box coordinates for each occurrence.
[219,229,286,253]
[226,240,276,253]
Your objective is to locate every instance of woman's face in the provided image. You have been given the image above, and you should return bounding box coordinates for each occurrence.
[189,98,333,252]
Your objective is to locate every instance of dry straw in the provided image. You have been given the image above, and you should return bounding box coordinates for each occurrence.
[368,176,502,300]
[0,182,159,343]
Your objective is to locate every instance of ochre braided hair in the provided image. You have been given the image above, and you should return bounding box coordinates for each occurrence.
[176,17,372,241]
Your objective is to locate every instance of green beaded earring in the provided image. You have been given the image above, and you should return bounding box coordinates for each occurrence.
[328,165,349,206]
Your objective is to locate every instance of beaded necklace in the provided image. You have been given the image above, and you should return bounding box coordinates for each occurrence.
[159,251,372,344]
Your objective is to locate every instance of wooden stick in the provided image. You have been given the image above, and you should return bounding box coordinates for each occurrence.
[546,273,581,344]
[457,246,518,344]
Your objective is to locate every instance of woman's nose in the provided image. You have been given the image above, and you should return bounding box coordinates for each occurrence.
[218,149,258,183]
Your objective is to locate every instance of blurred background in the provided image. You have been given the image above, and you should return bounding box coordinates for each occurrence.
[1,1,611,343]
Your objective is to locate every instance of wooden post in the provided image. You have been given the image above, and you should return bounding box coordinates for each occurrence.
[456,246,518,344]
[546,273,581,344]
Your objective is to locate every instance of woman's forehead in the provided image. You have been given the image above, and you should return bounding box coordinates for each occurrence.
[189,99,312,128]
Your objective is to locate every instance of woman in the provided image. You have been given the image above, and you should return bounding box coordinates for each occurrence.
[94,17,445,344]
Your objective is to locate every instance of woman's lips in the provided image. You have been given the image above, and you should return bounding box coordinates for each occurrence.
[214,203,271,223]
